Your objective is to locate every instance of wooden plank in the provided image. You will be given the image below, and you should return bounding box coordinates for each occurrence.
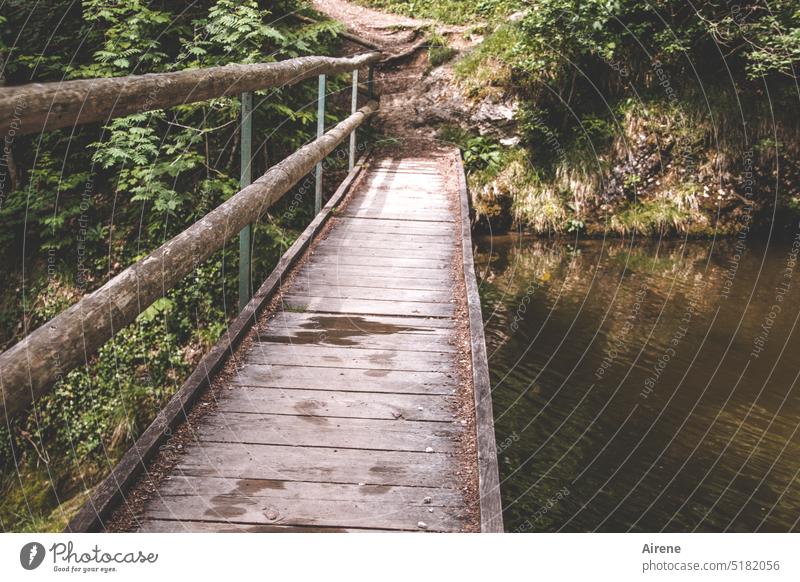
[455,150,504,533]
[174,442,460,488]
[337,216,453,229]
[322,233,454,248]
[138,519,387,533]
[195,412,462,453]
[342,211,454,222]
[65,148,374,533]
[296,265,453,281]
[334,226,453,240]
[255,332,454,353]
[308,253,451,270]
[259,311,453,331]
[281,296,455,317]
[245,344,454,372]
[229,364,456,395]
[155,476,464,505]
[314,243,452,259]
[216,387,456,421]
[143,492,466,531]
[285,287,453,306]
[291,273,452,291]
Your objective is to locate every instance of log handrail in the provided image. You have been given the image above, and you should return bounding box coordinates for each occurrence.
[0,52,381,136]
[0,52,382,419]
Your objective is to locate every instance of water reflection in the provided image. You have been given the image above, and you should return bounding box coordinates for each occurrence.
[476,236,800,532]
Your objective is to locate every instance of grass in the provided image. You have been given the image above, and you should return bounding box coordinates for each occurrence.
[454,22,523,98]
[353,0,524,25]
[610,199,694,236]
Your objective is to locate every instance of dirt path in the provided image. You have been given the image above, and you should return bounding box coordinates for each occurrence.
[312,0,473,141]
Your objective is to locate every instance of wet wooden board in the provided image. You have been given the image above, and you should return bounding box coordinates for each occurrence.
[136,152,481,533]
[281,296,454,317]
[155,476,464,504]
[245,344,453,371]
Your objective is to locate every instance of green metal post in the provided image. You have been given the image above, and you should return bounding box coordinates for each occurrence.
[349,69,358,171]
[315,74,326,214]
[238,91,253,312]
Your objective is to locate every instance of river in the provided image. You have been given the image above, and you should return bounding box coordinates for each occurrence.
[475,235,800,532]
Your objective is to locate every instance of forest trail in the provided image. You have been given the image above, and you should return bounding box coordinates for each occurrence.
[312,0,471,140]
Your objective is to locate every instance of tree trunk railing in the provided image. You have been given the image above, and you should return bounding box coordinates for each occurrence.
[0,51,381,420]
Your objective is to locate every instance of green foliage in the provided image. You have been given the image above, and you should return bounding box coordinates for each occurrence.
[455,22,522,97]
[610,199,693,235]
[355,0,524,24]
[0,0,350,531]
[427,31,457,67]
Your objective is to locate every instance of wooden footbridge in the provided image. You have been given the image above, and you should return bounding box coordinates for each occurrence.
[0,51,502,532]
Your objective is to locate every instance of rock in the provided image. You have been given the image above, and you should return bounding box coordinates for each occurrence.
[417,521,428,529]
[425,446,434,453]
[423,496,432,504]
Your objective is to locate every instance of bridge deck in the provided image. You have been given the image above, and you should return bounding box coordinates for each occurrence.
[130,150,481,532]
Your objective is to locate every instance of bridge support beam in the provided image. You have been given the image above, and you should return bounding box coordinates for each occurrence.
[238,91,253,312]
[315,74,326,214]
[349,69,358,171]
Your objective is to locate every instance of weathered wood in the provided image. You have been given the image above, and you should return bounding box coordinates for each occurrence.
[195,412,461,452]
[455,150,504,532]
[285,284,452,303]
[64,148,373,533]
[1,102,378,420]
[89,150,495,534]
[297,265,452,281]
[143,493,466,531]
[230,364,456,394]
[157,476,464,504]
[292,273,452,291]
[175,442,459,488]
[257,312,455,352]
[138,520,389,533]
[0,52,381,136]
[281,296,455,317]
[308,252,450,269]
[216,387,455,421]
[245,344,454,371]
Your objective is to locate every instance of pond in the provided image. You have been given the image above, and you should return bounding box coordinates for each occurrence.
[475,235,800,532]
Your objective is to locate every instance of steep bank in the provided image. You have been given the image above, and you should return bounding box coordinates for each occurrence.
[352,0,800,237]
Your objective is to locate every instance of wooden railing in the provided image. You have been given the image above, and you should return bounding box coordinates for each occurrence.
[0,51,382,419]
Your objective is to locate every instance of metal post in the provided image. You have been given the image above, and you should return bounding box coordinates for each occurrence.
[238,91,253,312]
[367,65,375,99]
[349,69,358,171]
[315,74,326,214]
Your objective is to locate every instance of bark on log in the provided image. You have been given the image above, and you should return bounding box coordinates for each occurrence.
[0,101,378,419]
[0,53,381,136]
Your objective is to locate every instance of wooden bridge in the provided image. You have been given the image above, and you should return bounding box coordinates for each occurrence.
[0,50,502,532]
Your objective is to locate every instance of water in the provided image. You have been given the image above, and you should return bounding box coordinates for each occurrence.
[475,236,800,532]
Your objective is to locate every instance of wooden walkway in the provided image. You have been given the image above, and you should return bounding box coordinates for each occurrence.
[118,149,497,532]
